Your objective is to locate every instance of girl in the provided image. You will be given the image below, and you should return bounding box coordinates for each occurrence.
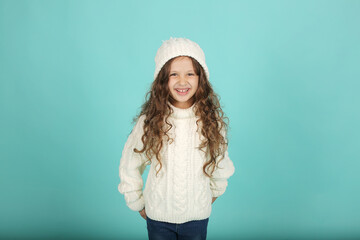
[118,37,235,240]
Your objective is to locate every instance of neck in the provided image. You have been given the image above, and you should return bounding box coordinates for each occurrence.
[168,101,196,119]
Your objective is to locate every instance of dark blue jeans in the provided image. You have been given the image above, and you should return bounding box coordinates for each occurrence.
[146,216,209,240]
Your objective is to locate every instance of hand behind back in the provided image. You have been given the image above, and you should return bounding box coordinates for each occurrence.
[139,208,147,220]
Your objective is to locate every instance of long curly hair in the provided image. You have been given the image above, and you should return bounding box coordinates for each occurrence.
[131,56,229,178]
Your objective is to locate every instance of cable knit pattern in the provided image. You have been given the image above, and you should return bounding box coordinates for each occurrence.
[118,101,235,224]
[172,118,189,214]
[146,162,165,214]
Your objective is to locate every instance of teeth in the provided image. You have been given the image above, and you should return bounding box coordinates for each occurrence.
[176,89,189,92]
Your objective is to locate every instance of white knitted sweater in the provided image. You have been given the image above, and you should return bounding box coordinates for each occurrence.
[118,102,235,224]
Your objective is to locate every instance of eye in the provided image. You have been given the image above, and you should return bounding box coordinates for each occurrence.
[188,73,194,76]
[170,73,177,76]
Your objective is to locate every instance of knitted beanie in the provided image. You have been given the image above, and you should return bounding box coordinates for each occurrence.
[154,37,209,81]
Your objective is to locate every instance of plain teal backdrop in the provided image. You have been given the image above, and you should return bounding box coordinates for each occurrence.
[1,0,359,239]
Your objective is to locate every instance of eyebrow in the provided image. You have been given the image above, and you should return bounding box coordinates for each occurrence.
[170,70,195,73]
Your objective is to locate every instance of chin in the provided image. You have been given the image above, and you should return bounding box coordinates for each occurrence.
[173,95,194,102]
[173,98,196,107]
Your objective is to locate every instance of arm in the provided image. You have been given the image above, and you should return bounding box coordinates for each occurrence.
[210,150,235,197]
[210,127,235,199]
[118,115,149,211]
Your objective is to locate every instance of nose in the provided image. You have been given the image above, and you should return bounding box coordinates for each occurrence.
[179,74,188,84]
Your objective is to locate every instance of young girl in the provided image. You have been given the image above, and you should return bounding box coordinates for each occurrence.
[118,37,235,240]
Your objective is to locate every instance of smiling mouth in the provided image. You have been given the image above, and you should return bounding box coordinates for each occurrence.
[175,88,190,93]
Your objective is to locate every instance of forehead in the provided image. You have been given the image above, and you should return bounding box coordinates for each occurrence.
[170,56,194,70]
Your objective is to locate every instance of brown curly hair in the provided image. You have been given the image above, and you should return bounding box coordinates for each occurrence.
[131,56,229,178]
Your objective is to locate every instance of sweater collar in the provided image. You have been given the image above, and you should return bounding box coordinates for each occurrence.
[168,101,196,119]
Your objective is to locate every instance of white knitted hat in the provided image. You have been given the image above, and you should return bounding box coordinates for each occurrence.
[154,37,209,81]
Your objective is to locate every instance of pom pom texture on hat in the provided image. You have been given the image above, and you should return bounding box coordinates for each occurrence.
[154,37,209,81]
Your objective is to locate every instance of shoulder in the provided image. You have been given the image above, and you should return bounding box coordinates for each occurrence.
[138,114,146,125]
[133,114,147,131]
[127,114,146,136]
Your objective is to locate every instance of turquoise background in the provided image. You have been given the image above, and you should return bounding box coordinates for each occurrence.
[1,0,359,239]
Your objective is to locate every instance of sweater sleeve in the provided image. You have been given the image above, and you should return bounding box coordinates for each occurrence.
[210,126,235,198]
[118,115,149,211]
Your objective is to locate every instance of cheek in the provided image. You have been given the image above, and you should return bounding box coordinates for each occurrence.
[167,80,173,91]
[168,80,177,94]
[191,79,199,91]
[168,79,175,88]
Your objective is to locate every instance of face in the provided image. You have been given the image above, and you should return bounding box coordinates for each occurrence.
[168,56,199,109]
